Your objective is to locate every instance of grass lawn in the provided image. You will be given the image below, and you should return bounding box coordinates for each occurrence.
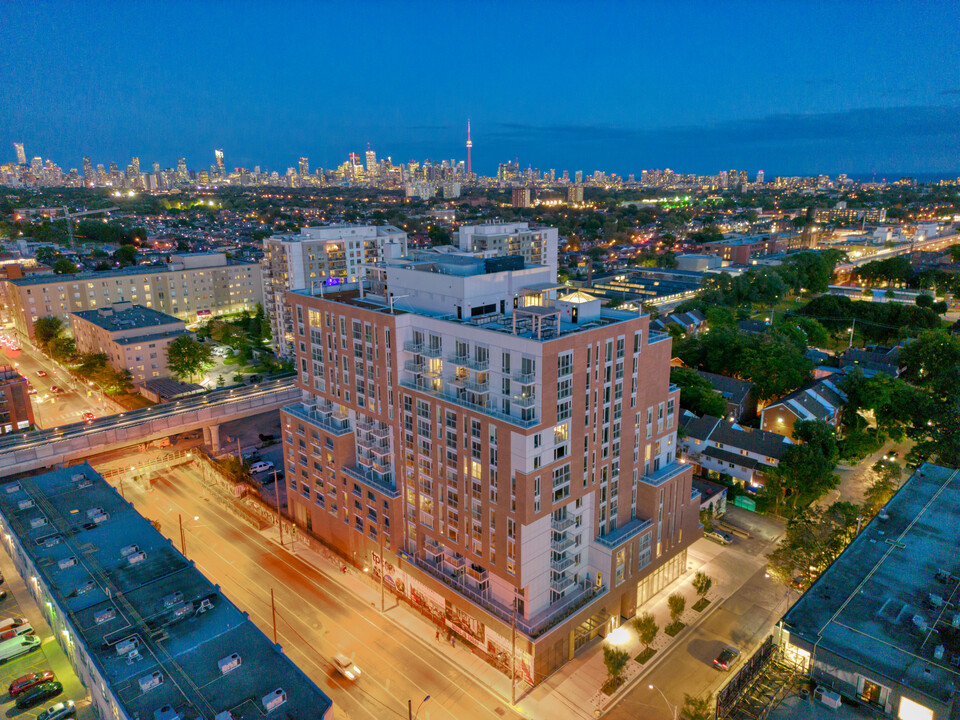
[112,392,155,411]
[693,598,711,612]
[635,647,656,664]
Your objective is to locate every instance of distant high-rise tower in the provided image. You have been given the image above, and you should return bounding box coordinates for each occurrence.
[756,170,764,185]
[299,157,310,177]
[13,143,26,165]
[466,120,472,176]
[177,158,187,181]
[215,149,225,175]
[131,156,141,176]
[365,148,376,175]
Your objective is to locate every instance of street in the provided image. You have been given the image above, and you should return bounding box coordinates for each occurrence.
[112,461,523,720]
[1,339,116,429]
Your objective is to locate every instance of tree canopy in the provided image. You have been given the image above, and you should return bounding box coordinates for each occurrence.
[166,335,212,382]
[670,367,728,417]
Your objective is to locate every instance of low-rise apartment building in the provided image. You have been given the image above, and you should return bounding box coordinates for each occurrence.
[70,302,188,383]
[457,222,559,275]
[4,252,261,342]
[279,249,698,686]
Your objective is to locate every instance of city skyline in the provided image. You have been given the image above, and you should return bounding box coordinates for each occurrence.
[3,2,958,177]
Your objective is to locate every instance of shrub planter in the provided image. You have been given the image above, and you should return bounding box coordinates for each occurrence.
[601,676,626,695]
[693,598,711,612]
[635,647,656,664]
[665,621,686,637]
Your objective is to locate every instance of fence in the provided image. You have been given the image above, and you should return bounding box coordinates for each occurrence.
[716,635,776,719]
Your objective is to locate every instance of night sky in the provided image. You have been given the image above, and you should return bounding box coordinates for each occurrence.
[2,0,958,178]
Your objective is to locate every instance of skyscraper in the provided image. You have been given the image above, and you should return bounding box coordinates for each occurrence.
[299,157,310,177]
[214,148,225,175]
[365,149,377,176]
[176,158,188,181]
[82,157,93,181]
[575,170,583,184]
[13,143,26,165]
[756,170,764,185]
[131,156,140,176]
[466,120,472,176]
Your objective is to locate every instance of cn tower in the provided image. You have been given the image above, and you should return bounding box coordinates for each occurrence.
[466,120,472,176]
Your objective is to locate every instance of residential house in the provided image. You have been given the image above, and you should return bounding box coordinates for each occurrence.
[760,378,848,438]
[694,369,757,421]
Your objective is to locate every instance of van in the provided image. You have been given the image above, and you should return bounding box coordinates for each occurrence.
[0,636,41,665]
[249,461,275,475]
[0,624,33,641]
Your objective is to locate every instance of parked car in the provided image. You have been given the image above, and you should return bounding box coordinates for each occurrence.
[16,681,63,709]
[704,530,733,545]
[37,700,75,720]
[713,646,741,671]
[9,671,55,697]
[82,412,96,423]
[332,653,361,681]
[249,460,275,474]
[0,636,41,665]
[884,450,899,462]
[0,623,34,640]
[0,617,29,632]
[35,370,47,378]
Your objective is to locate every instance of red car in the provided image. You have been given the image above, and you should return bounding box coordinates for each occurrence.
[50,386,62,394]
[82,412,96,423]
[9,672,55,697]
[36,370,48,378]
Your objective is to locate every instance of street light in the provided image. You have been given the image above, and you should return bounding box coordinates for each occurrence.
[409,695,430,720]
[648,684,678,720]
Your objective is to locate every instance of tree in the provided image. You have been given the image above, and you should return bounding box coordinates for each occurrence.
[34,316,64,351]
[53,258,78,274]
[767,502,862,585]
[48,336,76,363]
[668,593,686,624]
[166,335,212,382]
[682,693,713,720]
[670,367,728,418]
[692,571,713,602]
[113,244,138,267]
[864,461,901,517]
[633,612,659,652]
[603,645,630,682]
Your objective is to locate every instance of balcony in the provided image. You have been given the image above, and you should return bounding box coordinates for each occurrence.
[404,359,427,374]
[550,574,577,594]
[403,340,424,353]
[424,537,443,560]
[465,357,490,371]
[358,421,390,439]
[551,515,576,532]
[421,345,443,358]
[550,555,575,573]
[595,517,653,549]
[467,564,489,582]
[462,379,490,394]
[512,371,536,385]
[283,402,352,436]
[444,552,466,570]
[447,354,470,367]
[551,534,575,552]
[512,393,537,408]
[399,380,540,429]
[342,464,399,499]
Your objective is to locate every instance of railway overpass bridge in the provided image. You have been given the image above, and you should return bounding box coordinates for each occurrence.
[834,232,959,273]
[0,378,300,477]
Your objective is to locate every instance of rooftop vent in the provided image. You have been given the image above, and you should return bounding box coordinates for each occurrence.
[929,594,944,608]
[935,645,945,660]
[90,511,109,525]
[116,637,139,656]
[36,534,61,547]
[120,544,140,557]
[139,671,163,693]
[913,614,929,633]
[877,508,891,522]
[30,516,47,528]
[153,705,180,720]
[77,479,93,489]
[128,551,147,566]
[86,507,104,519]
[262,689,286,713]
[94,608,116,625]
[75,580,95,595]
[163,591,183,608]
[218,653,241,675]
[58,556,77,570]
[70,473,86,482]
[952,613,960,629]
[18,499,34,510]
[5,483,21,493]
[198,598,214,613]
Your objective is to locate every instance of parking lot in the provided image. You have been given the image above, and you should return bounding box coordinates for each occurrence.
[0,555,92,720]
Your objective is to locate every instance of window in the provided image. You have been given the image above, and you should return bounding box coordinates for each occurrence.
[557,352,573,376]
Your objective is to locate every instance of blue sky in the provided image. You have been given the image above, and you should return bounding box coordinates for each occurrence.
[2,0,958,177]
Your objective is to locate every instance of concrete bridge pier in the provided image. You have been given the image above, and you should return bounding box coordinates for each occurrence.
[203,423,221,453]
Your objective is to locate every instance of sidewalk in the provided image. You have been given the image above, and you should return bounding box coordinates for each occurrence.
[265,526,734,719]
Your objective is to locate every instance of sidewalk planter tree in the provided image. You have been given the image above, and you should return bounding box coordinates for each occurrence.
[682,693,712,720]
[602,646,630,695]
[666,593,686,636]
[633,612,658,664]
[692,571,713,612]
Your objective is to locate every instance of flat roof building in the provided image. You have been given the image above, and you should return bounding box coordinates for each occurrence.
[0,463,334,720]
[280,248,697,685]
[777,463,960,720]
[456,222,559,276]
[70,302,189,384]
[262,224,407,357]
[4,253,261,342]
[0,364,34,434]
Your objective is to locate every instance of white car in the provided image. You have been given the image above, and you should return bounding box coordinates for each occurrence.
[249,460,275,474]
[333,653,361,681]
[704,529,733,545]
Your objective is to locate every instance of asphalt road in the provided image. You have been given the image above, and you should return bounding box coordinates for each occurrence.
[121,463,522,720]
[0,340,111,429]
[607,510,794,720]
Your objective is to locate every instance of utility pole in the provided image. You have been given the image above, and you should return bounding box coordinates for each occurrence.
[379,521,385,613]
[271,588,277,644]
[848,317,856,349]
[178,514,186,555]
[273,469,283,545]
[511,598,517,704]
[407,700,412,720]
